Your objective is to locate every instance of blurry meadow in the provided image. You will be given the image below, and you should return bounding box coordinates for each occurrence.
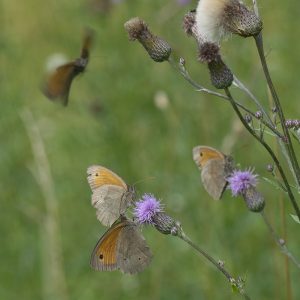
[2,0,300,299]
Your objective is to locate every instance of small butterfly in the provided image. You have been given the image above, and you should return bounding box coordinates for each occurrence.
[42,28,94,106]
[193,145,233,200]
[87,165,135,227]
[90,216,152,274]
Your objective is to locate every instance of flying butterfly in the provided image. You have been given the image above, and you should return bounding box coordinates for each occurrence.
[193,145,234,200]
[87,165,135,227]
[90,216,152,274]
[42,28,94,106]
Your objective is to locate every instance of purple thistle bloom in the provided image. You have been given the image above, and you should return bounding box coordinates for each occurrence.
[134,194,163,224]
[227,169,258,197]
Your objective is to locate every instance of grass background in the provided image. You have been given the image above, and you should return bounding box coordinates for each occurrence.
[1,0,300,299]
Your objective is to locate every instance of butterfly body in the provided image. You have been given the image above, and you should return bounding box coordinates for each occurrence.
[87,165,135,227]
[193,146,233,200]
[90,217,152,274]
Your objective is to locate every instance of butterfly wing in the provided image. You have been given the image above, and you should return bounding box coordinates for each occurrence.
[43,62,77,106]
[193,146,228,200]
[87,166,132,227]
[201,158,227,200]
[90,221,124,271]
[116,220,152,274]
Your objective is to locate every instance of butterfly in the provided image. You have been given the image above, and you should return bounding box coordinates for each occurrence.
[90,216,152,274]
[87,165,135,227]
[193,145,233,200]
[42,28,94,106]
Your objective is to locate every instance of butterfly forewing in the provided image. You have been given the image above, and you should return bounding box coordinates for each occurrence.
[90,222,124,271]
[87,166,133,227]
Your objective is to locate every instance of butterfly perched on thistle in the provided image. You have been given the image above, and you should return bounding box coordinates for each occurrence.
[42,28,94,106]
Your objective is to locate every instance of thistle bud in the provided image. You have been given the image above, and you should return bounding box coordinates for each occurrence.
[255,110,263,119]
[242,186,265,212]
[208,55,233,89]
[244,113,252,124]
[152,212,182,236]
[124,17,172,62]
[223,0,263,37]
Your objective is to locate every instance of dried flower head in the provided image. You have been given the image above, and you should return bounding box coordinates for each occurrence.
[228,169,258,196]
[124,17,172,62]
[183,9,197,36]
[195,0,262,44]
[208,55,233,89]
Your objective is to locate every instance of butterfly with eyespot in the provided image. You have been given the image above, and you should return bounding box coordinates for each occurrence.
[42,28,94,106]
[87,165,135,227]
[193,145,234,200]
[90,215,152,274]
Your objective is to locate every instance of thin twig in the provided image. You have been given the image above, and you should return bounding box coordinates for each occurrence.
[176,230,251,299]
[260,211,300,269]
[224,88,300,220]
[233,75,273,126]
[254,33,300,188]
[168,57,284,139]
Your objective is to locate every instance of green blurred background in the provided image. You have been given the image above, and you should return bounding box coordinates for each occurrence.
[2,0,300,299]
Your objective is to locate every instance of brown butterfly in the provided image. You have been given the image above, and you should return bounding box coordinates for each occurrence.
[193,145,233,200]
[90,216,152,274]
[42,28,94,106]
[87,165,135,227]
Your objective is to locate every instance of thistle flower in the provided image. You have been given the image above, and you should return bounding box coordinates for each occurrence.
[134,194,182,235]
[134,194,162,224]
[124,17,172,62]
[228,169,264,212]
[228,169,258,196]
[195,0,262,44]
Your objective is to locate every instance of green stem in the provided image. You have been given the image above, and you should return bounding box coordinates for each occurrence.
[176,230,251,300]
[260,211,300,269]
[254,33,300,188]
[224,88,300,220]
[168,57,284,139]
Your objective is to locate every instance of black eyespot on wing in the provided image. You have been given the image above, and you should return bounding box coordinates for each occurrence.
[99,254,104,260]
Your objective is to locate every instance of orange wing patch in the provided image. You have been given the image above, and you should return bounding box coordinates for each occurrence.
[92,222,125,270]
[87,166,127,191]
[197,147,224,168]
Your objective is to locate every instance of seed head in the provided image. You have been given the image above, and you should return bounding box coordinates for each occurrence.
[124,17,172,62]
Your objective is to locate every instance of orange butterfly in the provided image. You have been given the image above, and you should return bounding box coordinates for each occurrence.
[42,28,94,106]
[193,146,234,200]
[87,165,135,227]
[90,216,152,274]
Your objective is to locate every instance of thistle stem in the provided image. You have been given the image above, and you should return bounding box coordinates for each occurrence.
[224,88,300,220]
[176,230,251,300]
[260,211,300,269]
[254,33,300,188]
[168,57,284,139]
